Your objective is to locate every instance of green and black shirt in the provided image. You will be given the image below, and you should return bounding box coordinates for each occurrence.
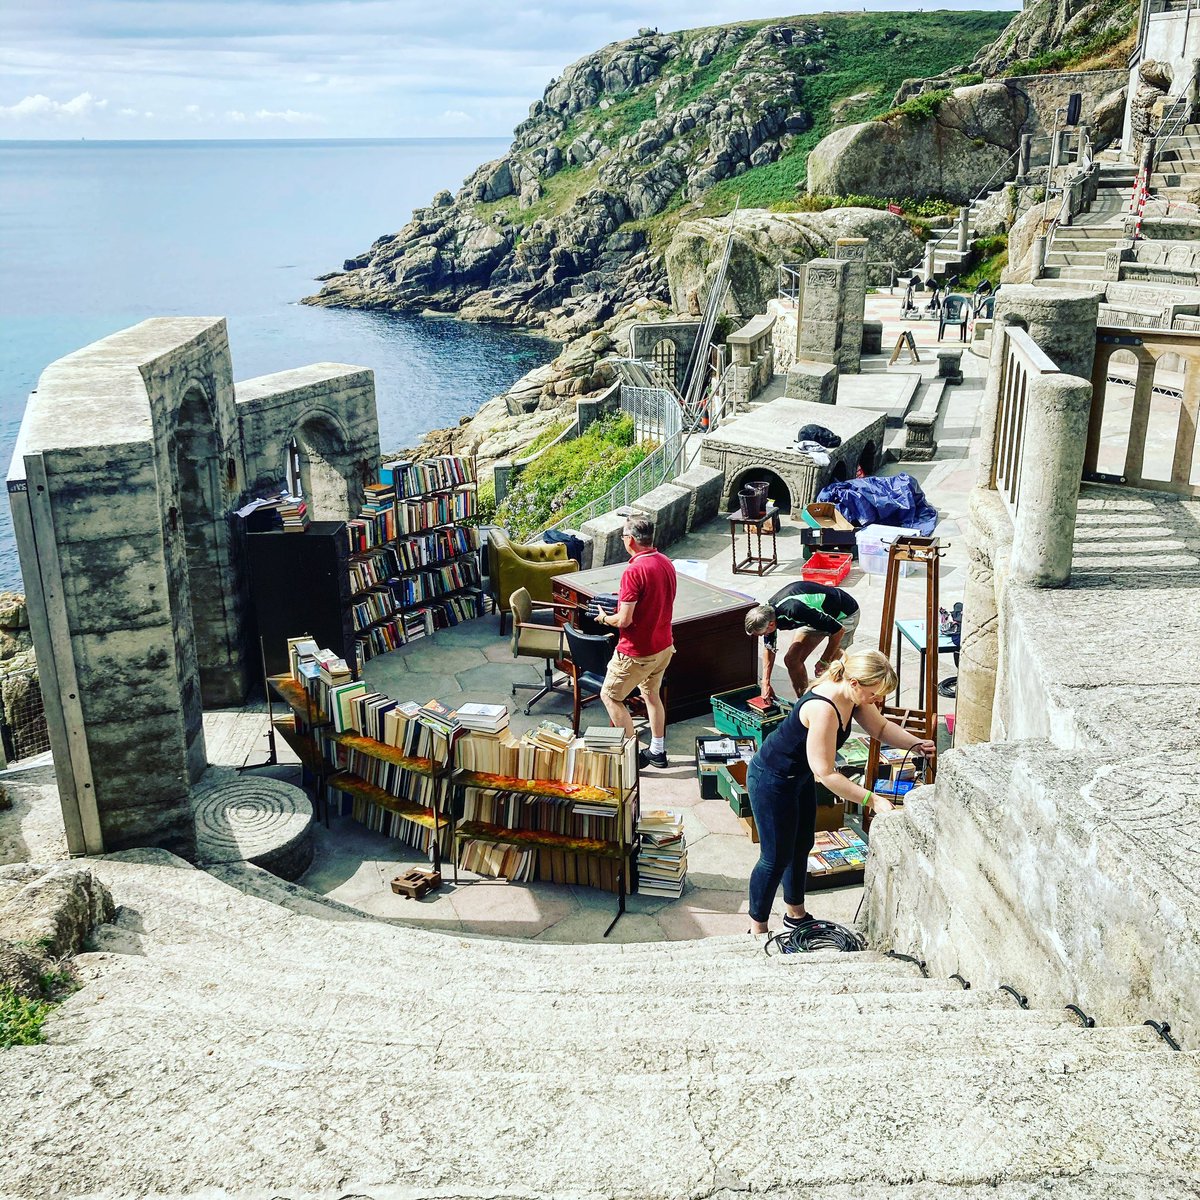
[762,582,858,648]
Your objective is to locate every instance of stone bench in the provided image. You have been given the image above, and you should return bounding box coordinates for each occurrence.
[901,378,947,462]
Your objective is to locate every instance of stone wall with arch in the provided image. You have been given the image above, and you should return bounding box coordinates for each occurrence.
[8,318,379,858]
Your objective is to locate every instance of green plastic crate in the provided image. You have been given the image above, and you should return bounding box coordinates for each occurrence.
[717,759,751,817]
[710,686,792,745]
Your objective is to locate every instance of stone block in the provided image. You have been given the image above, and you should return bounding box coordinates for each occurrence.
[937,348,964,384]
[580,511,629,567]
[630,482,691,551]
[861,320,883,355]
[784,360,837,405]
[670,464,724,531]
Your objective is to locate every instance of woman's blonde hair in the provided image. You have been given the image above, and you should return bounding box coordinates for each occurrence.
[824,648,898,694]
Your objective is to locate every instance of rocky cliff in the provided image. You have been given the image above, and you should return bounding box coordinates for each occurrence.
[973,0,1137,74]
[307,12,1010,340]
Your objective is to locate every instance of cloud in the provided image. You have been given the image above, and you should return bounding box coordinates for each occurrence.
[0,91,108,119]
[440,109,473,126]
[252,107,324,123]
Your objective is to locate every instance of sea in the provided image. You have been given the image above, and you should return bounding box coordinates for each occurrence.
[0,138,557,593]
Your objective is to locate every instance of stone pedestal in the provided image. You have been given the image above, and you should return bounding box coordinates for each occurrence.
[861,320,883,356]
[834,238,868,374]
[798,259,856,374]
[937,349,964,384]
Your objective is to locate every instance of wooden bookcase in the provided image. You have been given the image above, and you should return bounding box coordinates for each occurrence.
[345,455,486,671]
[449,739,640,935]
[245,522,354,678]
[268,673,453,862]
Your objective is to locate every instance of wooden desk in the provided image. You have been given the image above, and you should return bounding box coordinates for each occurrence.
[551,565,758,722]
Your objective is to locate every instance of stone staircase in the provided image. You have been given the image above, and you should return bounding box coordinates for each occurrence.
[1,849,1199,1198]
[1149,122,1200,200]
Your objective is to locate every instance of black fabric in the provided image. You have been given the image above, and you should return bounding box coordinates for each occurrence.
[756,689,855,778]
[542,528,585,565]
[796,423,841,449]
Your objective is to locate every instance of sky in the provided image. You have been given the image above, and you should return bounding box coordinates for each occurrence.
[0,1,1022,141]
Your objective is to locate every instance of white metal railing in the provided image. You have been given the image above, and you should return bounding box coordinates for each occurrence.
[993,326,1058,517]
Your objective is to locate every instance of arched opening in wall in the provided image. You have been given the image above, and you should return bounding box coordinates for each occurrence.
[857,440,877,477]
[1139,350,1184,484]
[830,460,849,483]
[292,416,352,521]
[1094,347,1143,478]
[651,338,678,390]
[172,383,238,714]
[730,468,792,514]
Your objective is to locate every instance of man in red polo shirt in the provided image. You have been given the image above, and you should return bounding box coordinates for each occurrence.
[593,514,677,768]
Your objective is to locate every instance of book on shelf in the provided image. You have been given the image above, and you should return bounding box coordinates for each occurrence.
[286,635,318,680]
[458,837,535,883]
[329,681,368,733]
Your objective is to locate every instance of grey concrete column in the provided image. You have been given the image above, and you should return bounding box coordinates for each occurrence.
[1018,133,1032,179]
[923,239,936,281]
[1009,373,1094,587]
[957,207,971,254]
[1032,235,1048,278]
[834,237,868,375]
[493,460,513,505]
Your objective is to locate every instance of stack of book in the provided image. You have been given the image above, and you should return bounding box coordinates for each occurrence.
[808,828,868,876]
[583,725,625,753]
[458,838,535,883]
[237,490,311,533]
[455,703,509,735]
[637,810,687,897]
[417,697,464,761]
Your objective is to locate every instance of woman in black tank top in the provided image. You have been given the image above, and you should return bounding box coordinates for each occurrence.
[747,649,936,936]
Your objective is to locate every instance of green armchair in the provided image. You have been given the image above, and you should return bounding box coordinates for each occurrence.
[489,528,579,634]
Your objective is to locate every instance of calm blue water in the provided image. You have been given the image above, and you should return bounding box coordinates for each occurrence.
[0,138,556,592]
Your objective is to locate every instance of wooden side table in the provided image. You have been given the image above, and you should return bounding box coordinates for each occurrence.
[727,506,779,575]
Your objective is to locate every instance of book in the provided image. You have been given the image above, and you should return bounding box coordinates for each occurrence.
[456,702,510,733]
[746,696,775,712]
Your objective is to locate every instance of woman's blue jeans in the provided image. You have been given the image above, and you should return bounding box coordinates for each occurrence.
[747,757,817,924]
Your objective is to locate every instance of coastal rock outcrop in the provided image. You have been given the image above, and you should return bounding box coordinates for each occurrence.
[666,209,921,315]
[308,15,1009,335]
[973,0,1136,75]
[806,81,1030,203]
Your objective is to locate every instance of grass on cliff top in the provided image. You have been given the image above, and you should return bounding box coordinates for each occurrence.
[641,10,1012,234]
[495,414,656,540]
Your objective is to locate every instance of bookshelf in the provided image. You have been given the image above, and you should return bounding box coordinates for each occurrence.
[344,454,486,671]
[245,522,354,677]
[450,732,640,935]
[267,669,454,864]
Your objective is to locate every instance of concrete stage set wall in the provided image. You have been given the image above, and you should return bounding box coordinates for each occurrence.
[7,318,379,859]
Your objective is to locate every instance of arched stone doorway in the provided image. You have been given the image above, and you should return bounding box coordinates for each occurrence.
[728,467,792,513]
[292,414,361,520]
[171,382,246,709]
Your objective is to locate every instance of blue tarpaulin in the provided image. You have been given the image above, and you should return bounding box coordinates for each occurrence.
[816,473,938,535]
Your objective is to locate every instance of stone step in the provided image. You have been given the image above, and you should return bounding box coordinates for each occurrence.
[46,1002,1171,1077]
[3,1045,1199,1199]
[1040,264,1107,281]
[1032,277,1108,293]
[1045,250,1109,265]
[77,942,987,1015]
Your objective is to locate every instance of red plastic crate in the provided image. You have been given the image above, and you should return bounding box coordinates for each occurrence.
[801,551,852,585]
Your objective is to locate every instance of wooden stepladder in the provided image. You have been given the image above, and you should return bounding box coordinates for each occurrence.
[864,536,944,822]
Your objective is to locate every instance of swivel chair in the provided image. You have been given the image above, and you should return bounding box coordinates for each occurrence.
[508,587,573,715]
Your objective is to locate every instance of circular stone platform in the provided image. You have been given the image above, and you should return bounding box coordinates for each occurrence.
[191,778,314,881]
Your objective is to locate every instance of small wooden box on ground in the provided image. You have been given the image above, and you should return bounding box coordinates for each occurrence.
[695,735,756,800]
[711,686,791,744]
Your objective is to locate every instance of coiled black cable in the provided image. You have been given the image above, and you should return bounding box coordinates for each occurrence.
[763,919,866,955]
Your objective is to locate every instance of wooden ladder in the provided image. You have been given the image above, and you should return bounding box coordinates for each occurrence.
[863,535,944,826]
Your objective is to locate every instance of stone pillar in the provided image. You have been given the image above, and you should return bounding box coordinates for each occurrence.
[834,237,868,374]
[1009,373,1094,587]
[1032,235,1048,279]
[957,207,971,254]
[1018,133,1032,179]
[923,239,936,282]
[798,258,852,372]
[975,286,1101,490]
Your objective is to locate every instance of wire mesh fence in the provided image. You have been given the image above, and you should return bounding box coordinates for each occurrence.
[1,663,50,765]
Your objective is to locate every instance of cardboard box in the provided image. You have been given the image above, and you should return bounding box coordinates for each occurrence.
[717,759,751,817]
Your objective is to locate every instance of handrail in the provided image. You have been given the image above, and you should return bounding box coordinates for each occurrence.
[1131,93,1192,225]
[1042,130,1095,269]
[916,146,1020,279]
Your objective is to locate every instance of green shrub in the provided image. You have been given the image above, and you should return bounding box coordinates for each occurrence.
[496,414,656,539]
[876,88,951,124]
[0,969,76,1049]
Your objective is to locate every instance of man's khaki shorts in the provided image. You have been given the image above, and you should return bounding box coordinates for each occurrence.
[792,609,860,647]
[601,645,676,702]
